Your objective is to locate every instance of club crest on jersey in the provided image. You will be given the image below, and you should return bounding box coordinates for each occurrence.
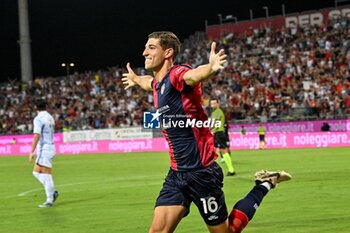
[161,83,165,94]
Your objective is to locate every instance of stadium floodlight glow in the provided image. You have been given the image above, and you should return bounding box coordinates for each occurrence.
[61,63,75,67]
[61,62,75,76]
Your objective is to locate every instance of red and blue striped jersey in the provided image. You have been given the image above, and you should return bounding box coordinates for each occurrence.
[152,64,217,171]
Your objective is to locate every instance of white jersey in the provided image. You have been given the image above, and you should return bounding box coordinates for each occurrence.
[33,111,55,153]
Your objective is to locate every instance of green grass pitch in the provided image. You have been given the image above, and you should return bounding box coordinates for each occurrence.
[1,147,350,233]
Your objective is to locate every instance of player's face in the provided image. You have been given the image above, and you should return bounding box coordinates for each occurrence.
[143,38,166,71]
[210,100,219,109]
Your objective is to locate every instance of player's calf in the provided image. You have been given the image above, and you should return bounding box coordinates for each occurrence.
[228,170,292,232]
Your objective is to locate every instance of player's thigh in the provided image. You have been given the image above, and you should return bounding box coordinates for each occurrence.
[33,164,52,174]
[35,150,55,172]
[259,135,265,142]
[190,162,228,226]
[207,219,233,233]
[216,132,228,149]
[149,205,187,233]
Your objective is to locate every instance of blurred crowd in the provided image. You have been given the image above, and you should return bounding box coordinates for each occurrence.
[0,67,152,135]
[1,16,350,135]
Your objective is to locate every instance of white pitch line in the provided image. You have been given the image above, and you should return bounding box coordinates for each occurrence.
[16,174,162,198]
[17,181,93,197]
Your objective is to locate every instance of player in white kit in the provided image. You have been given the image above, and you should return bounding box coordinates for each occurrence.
[29,99,59,208]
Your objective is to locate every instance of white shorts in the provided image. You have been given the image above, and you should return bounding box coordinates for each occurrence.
[35,149,56,168]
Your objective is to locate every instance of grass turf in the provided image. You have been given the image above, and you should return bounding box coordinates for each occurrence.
[1,147,350,233]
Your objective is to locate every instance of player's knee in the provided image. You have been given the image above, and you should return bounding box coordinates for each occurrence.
[149,222,168,233]
[148,227,167,233]
[32,171,39,177]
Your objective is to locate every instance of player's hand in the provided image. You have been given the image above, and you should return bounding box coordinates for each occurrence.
[122,63,137,90]
[29,152,35,164]
[208,42,227,73]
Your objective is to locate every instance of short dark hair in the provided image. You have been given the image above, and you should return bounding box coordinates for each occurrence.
[210,98,220,103]
[34,99,47,110]
[148,31,181,59]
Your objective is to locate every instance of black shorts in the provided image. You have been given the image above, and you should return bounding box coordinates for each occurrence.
[155,162,228,226]
[214,132,228,149]
[259,135,265,142]
[225,133,230,148]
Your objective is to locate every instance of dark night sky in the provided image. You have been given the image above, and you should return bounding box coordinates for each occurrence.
[0,0,338,81]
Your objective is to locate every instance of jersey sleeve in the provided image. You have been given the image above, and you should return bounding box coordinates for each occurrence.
[33,118,42,135]
[169,65,192,92]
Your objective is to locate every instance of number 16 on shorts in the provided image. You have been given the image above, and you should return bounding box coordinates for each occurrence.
[200,197,218,214]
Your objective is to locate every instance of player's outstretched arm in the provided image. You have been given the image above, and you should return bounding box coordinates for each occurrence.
[183,42,227,86]
[122,63,153,91]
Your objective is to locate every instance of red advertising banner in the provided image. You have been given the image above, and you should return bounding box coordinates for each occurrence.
[206,5,350,39]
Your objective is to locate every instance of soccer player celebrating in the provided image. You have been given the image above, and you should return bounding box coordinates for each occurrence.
[29,99,59,208]
[122,31,291,233]
[210,98,235,176]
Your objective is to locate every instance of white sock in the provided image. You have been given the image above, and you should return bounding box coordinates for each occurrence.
[32,171,45,185]
[260,182,272,191]
[41,174,55,203]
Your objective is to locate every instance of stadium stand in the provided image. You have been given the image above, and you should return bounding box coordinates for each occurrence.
[1,15,350,135]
